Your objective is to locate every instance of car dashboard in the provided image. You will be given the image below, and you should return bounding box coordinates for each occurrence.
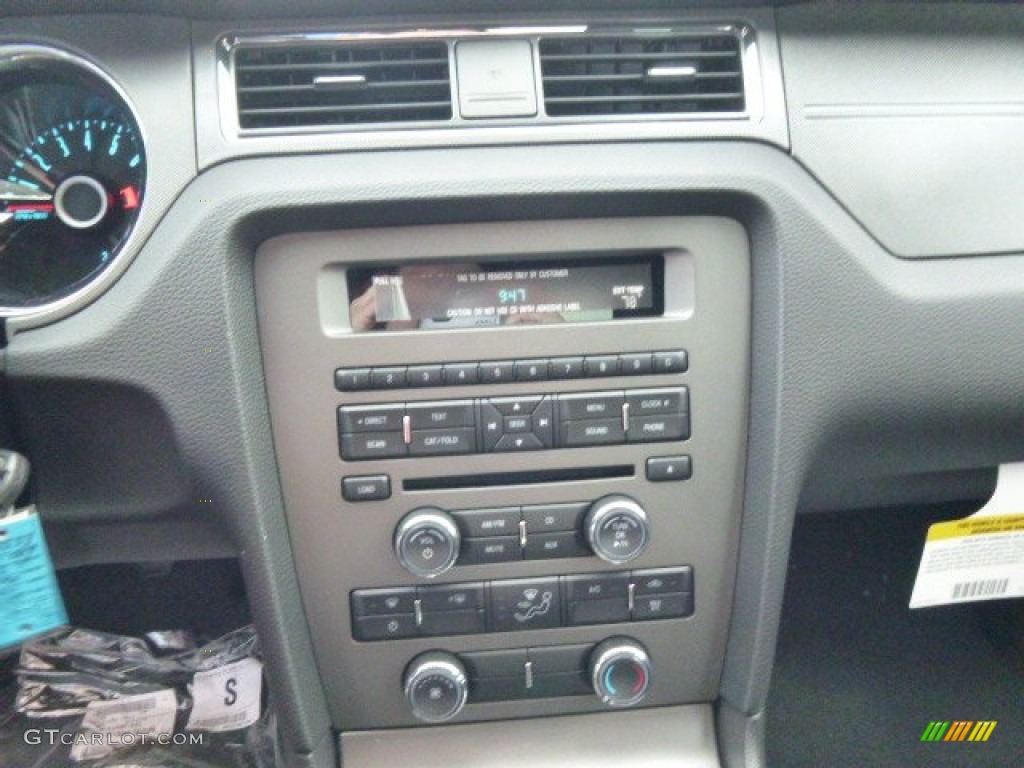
[1,2,1023,767]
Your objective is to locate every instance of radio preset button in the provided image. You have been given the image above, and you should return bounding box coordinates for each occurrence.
[619,353,653,376]
[561,419,626,447]
[584,355,620,377]
[335,367,371,391]
[444,362,480,385]
[515,359,549,382]
[653,350,688,374]
[407,400,475,430]
[548,356,584,379]
[407,365,444,387]
[338,404,405,433]
[340,432,407,461]
[370,366,407,389]
[480,360,515,384]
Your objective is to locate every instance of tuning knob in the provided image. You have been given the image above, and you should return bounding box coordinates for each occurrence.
[589,637,652,707]
[403,651,468,723]
[584,494,649,564]
[394,507,461,578]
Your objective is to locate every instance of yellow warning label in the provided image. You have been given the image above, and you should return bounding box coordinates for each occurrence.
[926,514,1024,542]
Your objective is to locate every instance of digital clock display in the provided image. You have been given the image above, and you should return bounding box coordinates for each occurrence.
[347,253,662,332]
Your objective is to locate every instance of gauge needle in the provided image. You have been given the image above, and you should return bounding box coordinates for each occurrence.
[0,179,55,225]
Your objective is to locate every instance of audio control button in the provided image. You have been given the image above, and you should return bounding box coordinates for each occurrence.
[407,400,475,430]
[444,362,480,385]
[409,428,476,456]
[522,502,587,533]
[561,419,626,447]
[524,531,588,560]
[395,509,461,578]
[619,353,653,376]
[558,391,624,421]
[627,413,690,443]
[653,349,688,374]
[478,401,504,451]
[452,508,520,538]
[490,395,543,416]
[340,432,407,461]
[531,397,555,447]
[459,536,522,565]
[339,404,405,433]
[480,360,515,384]
[548,356,584,379]
[625,387,689,416]
[494,433,543,452]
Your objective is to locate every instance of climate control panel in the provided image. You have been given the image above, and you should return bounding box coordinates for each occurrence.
[351,566,693,641]
[403,637,654,722]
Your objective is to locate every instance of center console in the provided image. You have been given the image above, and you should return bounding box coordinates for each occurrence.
[254,217,749,729]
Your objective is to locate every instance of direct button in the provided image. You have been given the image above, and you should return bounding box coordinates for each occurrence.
[339,404,405,433]
[407,400,475,430]
[342,475,391,502]
[409,428,476,456]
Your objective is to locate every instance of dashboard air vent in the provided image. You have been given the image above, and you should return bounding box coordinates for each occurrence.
[539,33,744,117]
[234,42,452,130]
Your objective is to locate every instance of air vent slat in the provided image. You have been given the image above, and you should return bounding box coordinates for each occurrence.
[234,41,453,131]
[539,32,745,118]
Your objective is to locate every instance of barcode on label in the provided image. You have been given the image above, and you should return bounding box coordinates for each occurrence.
[97,697,158,715]
[190,711,252,729]
[951,578,1009,600]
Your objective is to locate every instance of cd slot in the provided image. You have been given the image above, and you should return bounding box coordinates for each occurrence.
[403,465,633,491]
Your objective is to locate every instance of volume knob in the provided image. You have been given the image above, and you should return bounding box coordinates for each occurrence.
[404,651,468,723]
[394,508,461,578]
[584,494,649,564]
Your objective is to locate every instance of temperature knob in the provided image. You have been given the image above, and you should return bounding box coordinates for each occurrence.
[584,494,649,564]
[394,508,461,578]
[403,651,468,723]
[589,637,652,707]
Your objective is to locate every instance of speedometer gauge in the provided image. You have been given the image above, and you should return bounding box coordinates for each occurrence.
[0,47,146,314]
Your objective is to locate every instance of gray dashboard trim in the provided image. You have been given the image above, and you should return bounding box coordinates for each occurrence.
[778,2,1024,258]
[6,140,1024,763]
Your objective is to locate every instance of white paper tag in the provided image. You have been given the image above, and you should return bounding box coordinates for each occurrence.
[910,463,1024,609]
[70,688,177,762]
[186,657,262,732]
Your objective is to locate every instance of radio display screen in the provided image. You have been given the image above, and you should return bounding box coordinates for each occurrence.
[346,253,663,332]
